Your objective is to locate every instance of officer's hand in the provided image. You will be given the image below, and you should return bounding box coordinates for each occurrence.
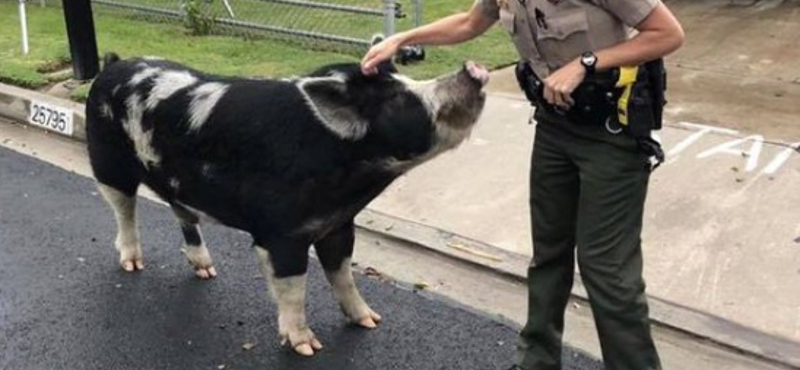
[361,35,403,75]
[543,59,586,110]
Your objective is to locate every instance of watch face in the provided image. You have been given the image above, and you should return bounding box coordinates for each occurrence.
[582,53,596,66]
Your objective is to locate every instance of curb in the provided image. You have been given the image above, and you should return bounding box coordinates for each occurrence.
[2,82,799,370]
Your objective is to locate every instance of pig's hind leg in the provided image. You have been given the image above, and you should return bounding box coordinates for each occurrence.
[171,205,217,279]
[97,184,144,272]
[90,126,145,273]
[315,223,382,329]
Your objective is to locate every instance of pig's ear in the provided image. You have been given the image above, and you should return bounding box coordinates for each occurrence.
[298,76,369,140]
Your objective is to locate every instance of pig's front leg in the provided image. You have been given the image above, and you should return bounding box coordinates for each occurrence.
[315,223,382,328]
[254,244,322,356]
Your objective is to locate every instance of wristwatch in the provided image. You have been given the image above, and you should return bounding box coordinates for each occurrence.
[580,51,597,75]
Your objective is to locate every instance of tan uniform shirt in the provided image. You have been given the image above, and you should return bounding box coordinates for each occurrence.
[477,0,659,78]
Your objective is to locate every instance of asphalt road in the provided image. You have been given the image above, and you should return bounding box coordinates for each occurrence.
[0,145,603,370]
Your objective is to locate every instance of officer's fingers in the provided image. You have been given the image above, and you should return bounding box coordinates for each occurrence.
[361,43,390,72]
[551,86,567,107]
[360,51,381,74]
[543,85,556,104]
[564,93,575,108]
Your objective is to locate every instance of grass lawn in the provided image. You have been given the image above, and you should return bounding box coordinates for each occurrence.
[0,0,516,97]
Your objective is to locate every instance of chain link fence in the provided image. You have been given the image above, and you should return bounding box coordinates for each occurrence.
[45,0,422,55]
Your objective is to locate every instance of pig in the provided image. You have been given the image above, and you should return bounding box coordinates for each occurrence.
[85,52,488,356]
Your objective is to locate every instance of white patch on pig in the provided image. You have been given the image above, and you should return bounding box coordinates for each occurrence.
[146,70,198,110]
[99,102,113,120]
[128,67,161,86]
[122,93,161,167]
[392,74,441,115]
[187,82,229,132]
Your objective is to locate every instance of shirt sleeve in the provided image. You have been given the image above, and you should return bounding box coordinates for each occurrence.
[591,0,659,28]
[475,0,500,21]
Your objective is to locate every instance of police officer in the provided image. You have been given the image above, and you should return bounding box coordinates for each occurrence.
[362,1,683,370]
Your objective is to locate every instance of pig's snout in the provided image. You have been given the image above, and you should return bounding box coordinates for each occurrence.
[463,61,489,86]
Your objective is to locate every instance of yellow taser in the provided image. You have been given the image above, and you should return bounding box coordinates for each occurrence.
[615,66,639,125]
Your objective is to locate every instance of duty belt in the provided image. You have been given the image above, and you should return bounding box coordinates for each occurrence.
[515,59,667,169]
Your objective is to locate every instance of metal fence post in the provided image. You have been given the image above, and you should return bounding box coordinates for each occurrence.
[18,0,29,55]
[62,0,100,80]
[412,0,421,28]
[383,0,394,36]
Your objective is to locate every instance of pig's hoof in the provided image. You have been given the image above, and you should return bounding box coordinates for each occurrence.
[281,328,323,356]
[118,243,144,272]
[194,266,217,279]
[182,245,216,280]
[341,303,382,329]
[120,258,144,272]
[354,310,382,329]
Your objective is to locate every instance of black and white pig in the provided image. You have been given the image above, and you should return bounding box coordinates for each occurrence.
[85,53,488,356]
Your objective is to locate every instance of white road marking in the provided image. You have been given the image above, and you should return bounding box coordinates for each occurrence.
[696,135,764,172]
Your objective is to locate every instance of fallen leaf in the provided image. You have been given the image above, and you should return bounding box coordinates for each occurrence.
[413,281,429,290]
[242,341,256,351]
[218,365,226,370]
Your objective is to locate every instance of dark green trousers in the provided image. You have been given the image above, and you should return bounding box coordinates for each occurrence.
[516,111,661,370]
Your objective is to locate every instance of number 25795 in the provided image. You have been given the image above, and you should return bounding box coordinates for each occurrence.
[28,101,74,136]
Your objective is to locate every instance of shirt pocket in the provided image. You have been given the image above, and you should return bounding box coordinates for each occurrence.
[535,9,590,69]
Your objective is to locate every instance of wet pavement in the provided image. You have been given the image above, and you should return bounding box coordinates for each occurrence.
[0,146,603,370]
